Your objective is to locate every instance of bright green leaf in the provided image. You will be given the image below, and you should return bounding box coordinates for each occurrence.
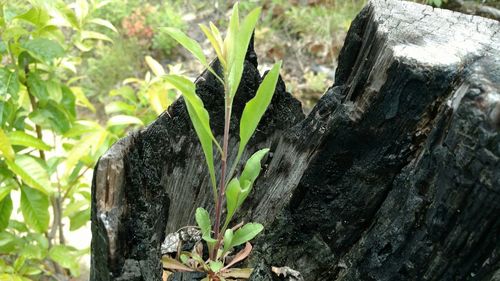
[195,207,212,239]
[209,261,224,273]
[199,24,225,67]
[27,72,49,104]
[163,27,208,69]
[69,208,90,231]
[223,229,234,253]
[231,223,263,248]
[0,194,13,232]
[224,178,241,229]
[89,18,117,32]
[227,7,261,98]
[0,128,15,160]
[48,245,80,276]
[81,30,112,42]
[20,186,49,233]
[238,61,281,159]
[164,75,219,194]
[145,56,165,77]
[16,7,50,26]
[239,148,269,186]
[6,155,51,194]
[106,115,144,127]
[7,131,51,151]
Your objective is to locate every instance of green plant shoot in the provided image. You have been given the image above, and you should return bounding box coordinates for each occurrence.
[162,2,282,279]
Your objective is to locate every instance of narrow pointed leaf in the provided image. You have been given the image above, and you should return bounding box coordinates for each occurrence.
[231,223,263,248]
[199,24,225,66]
[7,131,51,151]
[145,56,165,76]
[20,186,49,233]
[224,3,239,75]
[209,22,224,55]
[164,75,219,191]
[238,61,281,158]
[89,18,117,32]
[227,7,261,98]
[163,27,208,68]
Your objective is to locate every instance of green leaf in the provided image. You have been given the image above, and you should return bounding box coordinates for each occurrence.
[224,178,241,229]
[0,128,15,161]
[195,207,213,242]
[224,2,240,72]
[223,229,234,253]
[0,194,12,232]
[227,7,261,98]
[0,68,19,99]
[48,245,80,276]
[7,131,51,151]
[69,208,90,231]
[209,261,224,273]
[106,115,144,127]
[163,28,208,69]
[27,72,49,104]
[239,148,269,185]
[20,186,49,233]
[16,7,50,27]
[22,38,64,63]
[238,62,281,159]
[199,24,225,66]
[30,101,72,134]
[145,56,165,77]
[6,155,51,194]
[89,18,117,32]
[81,30,113,42]
[230,223,263,248]
[164,75,220,194]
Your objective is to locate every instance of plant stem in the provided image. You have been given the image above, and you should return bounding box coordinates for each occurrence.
[212,84,232,259]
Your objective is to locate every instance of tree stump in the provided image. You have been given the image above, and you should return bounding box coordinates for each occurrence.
[90,1,500,280]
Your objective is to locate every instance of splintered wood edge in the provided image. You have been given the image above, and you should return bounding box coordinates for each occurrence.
[94,133,135,259]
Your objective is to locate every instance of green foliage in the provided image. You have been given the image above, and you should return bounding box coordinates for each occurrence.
[163,3,279,279]
[0,0,121,279]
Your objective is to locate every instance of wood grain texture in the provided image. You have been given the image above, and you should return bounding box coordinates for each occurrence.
[90,1,499,280]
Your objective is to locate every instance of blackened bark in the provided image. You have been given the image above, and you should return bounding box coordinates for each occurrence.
[91,1,500,280]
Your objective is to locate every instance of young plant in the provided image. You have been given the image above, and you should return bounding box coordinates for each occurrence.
[162,2,281,280]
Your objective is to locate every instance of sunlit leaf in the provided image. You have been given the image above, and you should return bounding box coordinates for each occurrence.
[0,194,12,232]
[69,208,90,231]
[145,56,165,77]
[16,7,50,27]
[106,115,144,127]
[81,30,112,42]
[227,7,261,98]
[48,245,80,276]
[20,186,49,233]
[0,128,15,161]
[238,62,281,159]
[6,155,51,194]
[209,260,223,273]
[89,18,117,32]
[223,229,234,253]
[27,72,49,104]
[7,131,51,151]
[239,148,269,186]
[199,24,225,66]
[224,178,241,229]
[163,27,207,68]
[230,223,263,248]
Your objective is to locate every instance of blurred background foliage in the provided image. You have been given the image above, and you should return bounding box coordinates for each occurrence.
[0,0,496,280]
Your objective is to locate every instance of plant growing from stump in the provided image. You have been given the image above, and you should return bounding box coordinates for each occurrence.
[162,2,281,280]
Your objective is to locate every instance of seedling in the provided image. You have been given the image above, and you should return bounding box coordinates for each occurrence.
[162,2,281,280]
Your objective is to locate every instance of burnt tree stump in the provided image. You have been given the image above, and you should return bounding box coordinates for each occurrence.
[90,1,500,280]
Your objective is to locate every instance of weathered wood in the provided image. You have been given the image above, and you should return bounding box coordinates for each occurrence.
[91,1,499,280]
